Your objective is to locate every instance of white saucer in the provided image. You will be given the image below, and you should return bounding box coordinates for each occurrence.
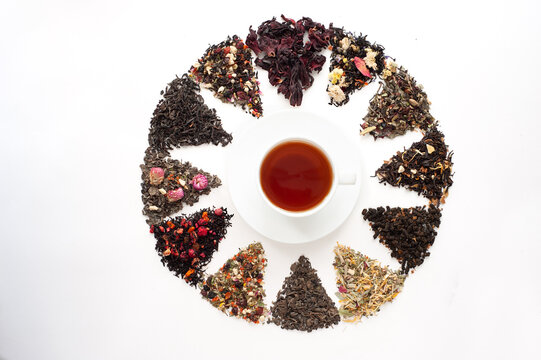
[226,110,361,244]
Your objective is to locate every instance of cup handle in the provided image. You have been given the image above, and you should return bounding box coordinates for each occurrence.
[338,172,357,185]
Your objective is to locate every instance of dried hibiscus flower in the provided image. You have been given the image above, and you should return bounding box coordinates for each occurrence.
[246,15,333,106]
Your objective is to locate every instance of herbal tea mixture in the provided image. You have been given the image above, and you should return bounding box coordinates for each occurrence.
[190,35,263,118]
[360,66,436,139]
[375,128,454,205]
[148,74,232,153]
[139,14,454,330]
[141,147,221,226]
[327,27,385,106]
[334,244,405,322]
[362,205,442,274]
[246,15,332,106]
[269,256,340,332]
[200,242,269,324]
[150,207,233,286]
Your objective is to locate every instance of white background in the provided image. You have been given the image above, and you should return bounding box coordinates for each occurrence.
[1,0,540,359]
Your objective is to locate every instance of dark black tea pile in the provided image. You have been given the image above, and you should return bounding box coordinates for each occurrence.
[269,256,340,332]
[327,27,385,106]
[147,74,232,153]
[150,207,233,286]
[190,35,263,118]
[362,205,441,274]
[375,128,454,205]
[246,15,333,106]
[141,147,221,225]
[361,66,436,139]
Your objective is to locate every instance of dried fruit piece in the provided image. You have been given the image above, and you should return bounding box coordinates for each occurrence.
[200,242,269,324]
[151,207,233,286]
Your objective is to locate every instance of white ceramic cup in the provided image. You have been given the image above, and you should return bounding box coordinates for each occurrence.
[258,137,357,218]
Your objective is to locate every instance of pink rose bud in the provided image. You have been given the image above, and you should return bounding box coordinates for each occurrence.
[214,208,223,216]
[338,285,348,293]
[190,174,208,190]
[149,167,165,185]
[166,188,184,202]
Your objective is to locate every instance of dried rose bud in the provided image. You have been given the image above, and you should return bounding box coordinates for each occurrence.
[214,208,223,216]
[149,167,165,185]
[190,174,208,190]
[166,188,184,202]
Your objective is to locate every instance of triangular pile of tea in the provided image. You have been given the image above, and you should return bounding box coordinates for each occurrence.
[246,16,332,106]
[270,256,340,332]
[147,74,232,153]
[190,35,263,118]
[362,205,441,274]
[333,244,405,322]
[375,128,454,204]
[150,207,233,286]
[141,147,222,225]
[360,66,436,139]
[327,27,385,106]
[200,242,269,324]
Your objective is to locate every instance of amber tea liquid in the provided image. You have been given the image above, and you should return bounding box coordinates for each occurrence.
[260,140,333,212]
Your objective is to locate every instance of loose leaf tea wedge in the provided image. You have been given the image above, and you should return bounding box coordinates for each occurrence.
[360,66,436,138]
[150,207,233,286]
[141,147,222,225]
[190,35,263,118]
[327,27,385,106]
[362,205,442,274]
[334,244,405,322]
[148,74,232,153]
[375,128,454,204]
[200,242,269,324]
[246,15,333,106]
[270,256,340,332]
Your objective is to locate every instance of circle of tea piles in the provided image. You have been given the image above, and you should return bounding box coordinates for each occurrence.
[269,256,340,332]
[139,14,454,330]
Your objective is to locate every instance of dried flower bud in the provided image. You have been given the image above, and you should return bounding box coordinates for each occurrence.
[166,188,184,202]
[149,167,165,185]
[190,174,208,190]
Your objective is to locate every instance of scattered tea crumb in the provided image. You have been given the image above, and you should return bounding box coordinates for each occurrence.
[375,128,454,204]
[201,242,269,324]
[334,243,405,322]
[270,255,340,332]
[246,15,332,106]
[362,205,442,274]
[190,35,263,118]
[147,74,232,153]
[361,66,436,139]
[327,27,385,106]
[150,207,233,286]
[141,147,221,225]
